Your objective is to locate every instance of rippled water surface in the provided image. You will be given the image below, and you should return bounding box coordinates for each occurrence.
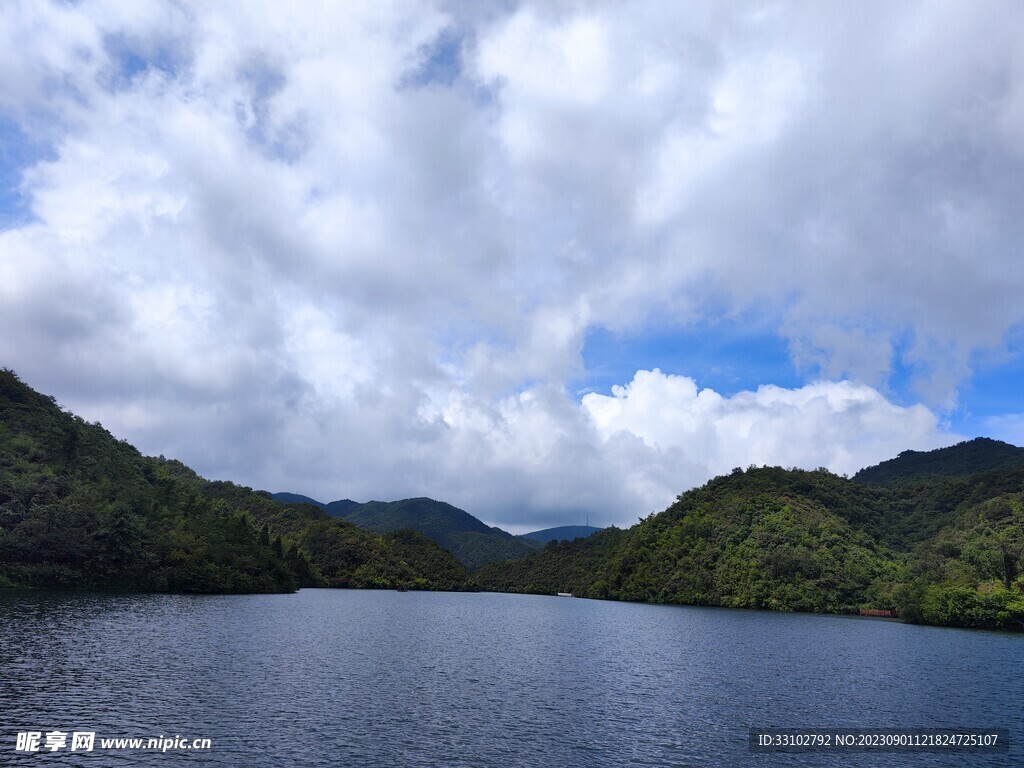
[1,589,1021,767]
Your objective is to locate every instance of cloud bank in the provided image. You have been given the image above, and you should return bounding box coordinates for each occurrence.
[1,1,1019,528]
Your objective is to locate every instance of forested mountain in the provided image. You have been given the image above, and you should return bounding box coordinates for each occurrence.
[519,525,602,544]
[853,437,1024,486]
[199,486,473,591]
[478,469,898,613]
[273,493,542,570]
[325,499,360,517]
[0,369,471,593]
[271,492,326,510]
[477,462,1024,630]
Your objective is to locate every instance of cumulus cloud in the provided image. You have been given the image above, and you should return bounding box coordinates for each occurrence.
[582,371,954,516]
[0,1,1018,529]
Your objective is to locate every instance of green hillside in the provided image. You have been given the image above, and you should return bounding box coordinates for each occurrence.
[477,465,1024,630]
[853,437,1024,486]
[202,485,473,591]
[478,469,898,613]
[0,369,471,593]
[0,369,302,592]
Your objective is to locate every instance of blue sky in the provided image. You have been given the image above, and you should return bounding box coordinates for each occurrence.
[577,320,1023,439]
[1,1,1022,531]
[579,323,803,400]
[0,117,48,228]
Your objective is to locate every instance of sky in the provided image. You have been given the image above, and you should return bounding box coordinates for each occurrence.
[1,1,1023,533]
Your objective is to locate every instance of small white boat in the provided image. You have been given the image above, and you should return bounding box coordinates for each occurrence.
[556,592,574,597]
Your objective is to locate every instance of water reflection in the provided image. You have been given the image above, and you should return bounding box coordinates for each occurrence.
[0,589,1020,767]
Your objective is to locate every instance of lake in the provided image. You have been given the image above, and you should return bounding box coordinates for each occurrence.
[1,589,1020,767]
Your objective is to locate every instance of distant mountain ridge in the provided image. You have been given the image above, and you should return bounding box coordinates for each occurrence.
[853,437,1024,486]
[520,525,602,544]
[272,493,542,570]
[271,492,326,509]
[325,499,360,517]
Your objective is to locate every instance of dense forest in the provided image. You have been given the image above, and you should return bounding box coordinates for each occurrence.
[852,437,1024,486]
[477,450,1024,631]
[0,369,471,593]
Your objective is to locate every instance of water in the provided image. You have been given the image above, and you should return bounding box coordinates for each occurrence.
[1,589,1020,767]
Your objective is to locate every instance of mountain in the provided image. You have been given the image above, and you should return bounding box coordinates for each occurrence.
[325,498,360,517]
[0,369,304,592]
[853,437,1024,486]
[205,485,473,591]
[0,369,471,593]
[329,497,543,571]
[476,464,1024,630]
[271,492,326,510]
[519,525,602,544]
[479,468,896,612]
[275,494,543,570]
[270,493,361,517]
[342,497,492,534]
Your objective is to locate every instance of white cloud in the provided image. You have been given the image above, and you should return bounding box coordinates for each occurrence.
[0,1,1019,530]
[583,371,954,491]
[390,372,954,529]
